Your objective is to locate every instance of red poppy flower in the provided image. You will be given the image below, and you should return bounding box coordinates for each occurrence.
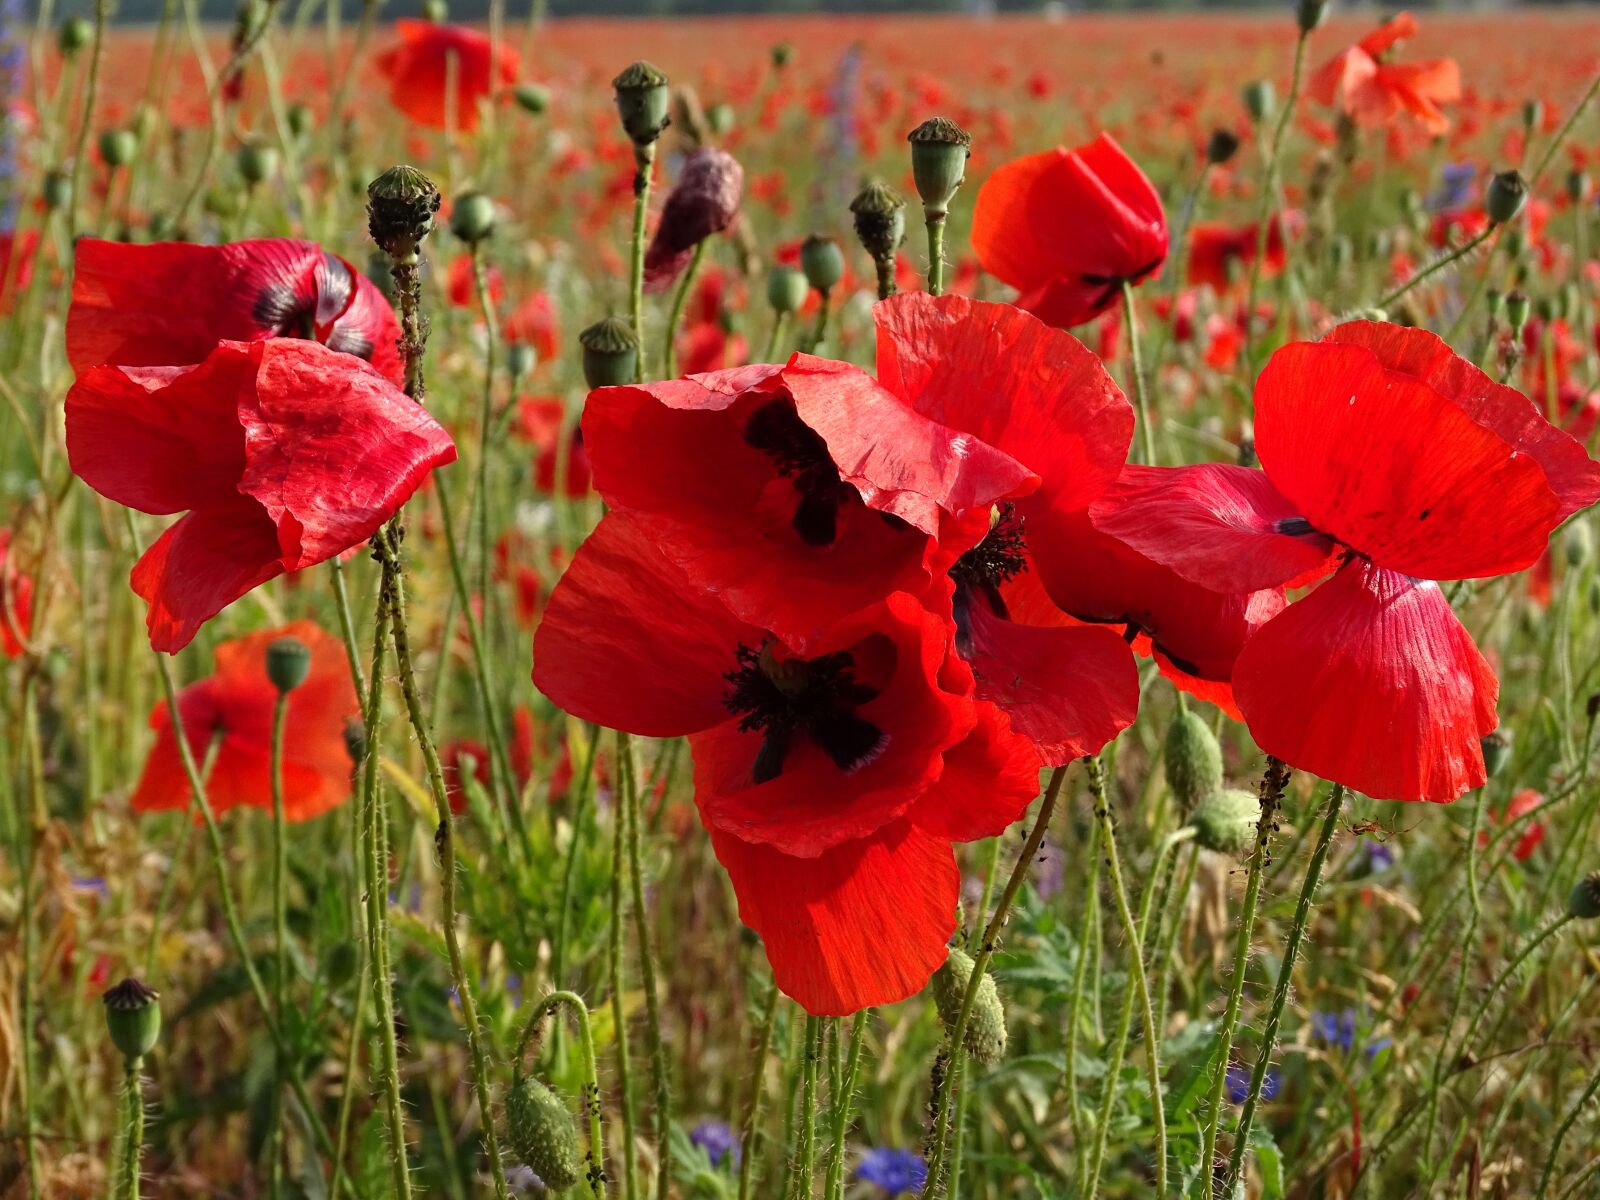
[1,229,38,314]
[447,252,504,310]
[581,360,1034,654]
[374,19,520,133]
[533,511,1039,1015]
[130,621,360,821]
[1088,321,1600,801]
[504,290,560,364]
[67,238,403,385]
[67,339,457,652]
[515,396,591,497]
[1186,213,1296,294]
[1478,788,1545,862]
[1309,13,1460,136]
[443,706,536,814]
[0,528,34,658]
[971,133,1167,329]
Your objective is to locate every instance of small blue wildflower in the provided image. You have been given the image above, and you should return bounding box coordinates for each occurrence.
[689,1118,739,1168]
[1311,1008,1357,1052]
[505,1164,545,1194]
[1362,839,1396,874]
[1427,161,1477,212]
[71,875,110,897]
[1225,1063,1280,1104]
[855,1147,926,1195]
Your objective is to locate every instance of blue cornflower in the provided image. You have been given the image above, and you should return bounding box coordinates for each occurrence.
[1311,1008,1357,1052]
[1427,161,1477,212]
[855,1147,926,1195]
[689,1118,740,1168]
[1225,1063,1280,1104]
[1362,839,1396,874]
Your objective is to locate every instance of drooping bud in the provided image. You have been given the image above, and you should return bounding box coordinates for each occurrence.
[103,978,162,1062]
[266,636,311,695]
[286,103,313,139]
[799,235,845,295]
[1296,0,1329,35]
[907,117,971,220]
[58,16,93,55]
[1190,788,1260,854]
[1164,710,1224,813]
[99,129,138,169]
[450,191,497,244]
[514,83,550,115]
[1481,728,1513,778]
[1242,80,1277,125]
[931,946,1007,1064]
[1567,871,1600,920]
[237,141,279,186]
[1486,170,1529,226]
[504,1076,583,1191]
[850,178,907,264]
[612,61,671,148]
[1521,99,1543,132]
[579,317,640,389]
[642,147,744,292]
[1206,128,1241,166]
[366,165,441,259]
[766,266,809,316]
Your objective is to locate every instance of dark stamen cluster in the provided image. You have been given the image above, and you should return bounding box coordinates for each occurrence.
[723,642,886,783]
[742,400,850,547]
[950,503,1027,594]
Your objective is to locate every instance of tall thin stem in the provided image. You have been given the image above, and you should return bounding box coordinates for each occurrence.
[628,143,657,381]
[737,980,782,1200]
[65,0,109,242]
[270,691,291,1191]
[822,1010,869,1200]
[661,240,708,376]
[1121,281,1155,465]
[1243,28,1308,360]
[115,1058,145,1200]
[516,991,608,1198]
[609,741,640,1200]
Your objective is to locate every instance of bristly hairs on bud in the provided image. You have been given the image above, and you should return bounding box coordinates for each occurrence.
[103,977,162,1062]
[931,946,1008,1064]
[1164,710,1224,813]
[504,1074,584,1191]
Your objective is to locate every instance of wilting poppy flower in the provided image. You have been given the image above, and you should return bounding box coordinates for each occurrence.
[971,133,1167,329]
[1090,321,1600,801]
[644,146,744,292]
[130,621,360,820]
[1309,12,1460,136]
[374,19,520,133]
[581,360,1034,654]
[534,512,1040,1015]
[67,339,457,652]
[0,528,34,657]
[67,238,403,385]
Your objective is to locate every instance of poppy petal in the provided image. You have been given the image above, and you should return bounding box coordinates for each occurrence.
[1233,559,1498,803]
[910,701,1042,842]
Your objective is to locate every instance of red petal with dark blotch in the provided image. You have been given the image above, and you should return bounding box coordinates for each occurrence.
[1233,558,1498,802]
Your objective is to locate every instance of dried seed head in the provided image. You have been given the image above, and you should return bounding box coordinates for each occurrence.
[367,165,441,259]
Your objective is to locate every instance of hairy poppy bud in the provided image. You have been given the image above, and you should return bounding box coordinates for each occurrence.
[1164,710,1223,813]
[266,636,311,695]
[932,946,1007,1064]
[1191,788,1260,854]
[771,42,793,70]
[766,266,809,315]
[103,978,161,1062]
[907,116,971,220]
[643,147,744,292]
[343,716,367,766]
[504,1075,583,1191]
[1242,80,1276,125]
[1486,170,1528,226]
[1206,128,1240,166]
[799,235,845,295]
[507,342,536,378]
[450,191,497,244]
[1481,729,1513,778]
[1567,871,1600,920]
[1296,0,1328,35]
[58,16,92,55]
[237,141,278,186]
[1505,290,1531,336]
[1485,288,1504,319]
[613,61,671,148]
[514,83,550,115]
[579,317,639,389]
[707,102,735,136]
[850,178,907,263]
[99,129,138,169]
[367,165,441,259]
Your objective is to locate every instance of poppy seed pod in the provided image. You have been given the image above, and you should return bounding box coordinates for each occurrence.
[367,165,441,259]
[1486,170,1529,226]
[850,179,907,263]
[286,103,312,139]
[613,61,671,148]
[58,16,92,55]
[504,1075,583,1191]
[707,102,735,136]
[907,117,971,219]
[766,265,809,315]
[42,169,72,211]
[1563,520,1594,568]
[1296,0,1329,35]
[266,636,312,695]
[103,978,161,1062]
[643,147,744,292]
[1242,80,1277,125]
[1480,729,1513,778]
[1505,290,1531,336]
[932,946,1008,1064]
[99,129,138,169]
[1206,128,1241,166]
[1190,788,1260,854]
[514,83,550,115]
[450,192,497,244]
[579,317,639,389]
[799,235,845,294]
[1566,170,1591,204]
[1521,99,1543,131]
[1568,871,1600,920]
[1164,710,1224,812]
[506,341,536,378]
[237,142,279,186]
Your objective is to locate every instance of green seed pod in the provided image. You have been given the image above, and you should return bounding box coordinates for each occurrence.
[850,179,906,264]
[323,940,359,989]
[1485,287,1504,320]
[1295,0,1329,35]
[931,946,1007,1065]
[1481,729,1513,778]
[1567,871,1600,920]
[99,129,138,169]
[908,117,971,220]
[1242,80,1277,125]
[1164,710,1224,813]
[421,0,447,22]
[58,16,93,55]
[1190,788,1260,854]
[148,212,175,241]
[706,102,735,136]
[514,83,550,115]
[450,191,497,244]
[799,234,845,295]
[266,636,311,695]
[1486,169,1529,226]
[1505,290,1531,335]
[43,169,72,211]
[103,978,162,1062]
[286,103,313,140]
[506,341,536,378]
[579,317,639,389]
[367,165,441,259]
[1205,128,1241,167]
[504,1076,583,1191]
[1564,519,1594,568]
[766,265,809,315]
[237,141,279,186]
[613,61,671,148]
[1503,227,1528,261]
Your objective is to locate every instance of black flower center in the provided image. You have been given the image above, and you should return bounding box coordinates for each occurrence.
[741,399,860,548]
[723,641,886,783]
[1081,256,1165,311]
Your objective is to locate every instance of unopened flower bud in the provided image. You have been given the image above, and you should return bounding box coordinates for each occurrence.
[421,0,447,22]
[643,147,744,292]
[1164,710,1224,812]
[1206,128,1240,166]
[579,317,639,389]
[367,165,441,259]
[343,716,367,766]
[450,191,497,243]
[286,103,313,139]
[1191,788,1260,854]
[237,141,278,186]
[766,265,809,315]
[266,636,311,695]
[59,16,92,55]
[504,1076,583,1191]
[1564,519,1594,568]
[1242,80,1276,125]
[1567,871,1600,920]
[1481,729,1513,778]
[506,342,536,378]
[799,234,845,295]
[707,102,735,136]
[1566,170,1591,204]
[1296,0,1328,34]
[1485,288,1504,320]
[514,83,550,115]
[613,61,671,147]
[1486,170,1528,226]
[931,946,1007,1064]
[103,978,161,1062]
[1522,99,1543,132]
[43,169,72,211]
[99,129,138,169]
[907,116,971,220]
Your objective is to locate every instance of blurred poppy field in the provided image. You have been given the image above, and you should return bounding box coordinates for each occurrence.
[4,3,1600,1198]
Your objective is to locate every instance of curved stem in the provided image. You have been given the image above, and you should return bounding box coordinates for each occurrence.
[1120,281,1155,465]
[1225,784,1346,1192]
[661,240,708,376]
[737,979,782,1200]
[1455,914,1573,1065]
[1374,225,1495,312]
[1537,1050,1600,1198]
[515,992,607,1197]
[1530,70,1600,189]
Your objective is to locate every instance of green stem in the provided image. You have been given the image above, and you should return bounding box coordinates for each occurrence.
[737,979,782,1200]
[822,1010,869,1200]
[926,213,947,296]
[551,728,602,983]
[795,1016,822,1196]
[1529,70,1600,189]
[1455,914,1573,1066]
[1243,28,1307,360]
[1064,817,1102,1188]
[1225,783,1346,1191]
[1121,281,1155,465]
[629,143,657,381]
[805,290,832,355]
[661,240,708,376]
[762,312,789,363]
[1537,1049,1600,1198]
[65,0,109,242]
[271,691,291,1190]
[609,739,640,1200]
[328,956,369,1200]
[1374,225,1495,312]
[115,1057,145,1200]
